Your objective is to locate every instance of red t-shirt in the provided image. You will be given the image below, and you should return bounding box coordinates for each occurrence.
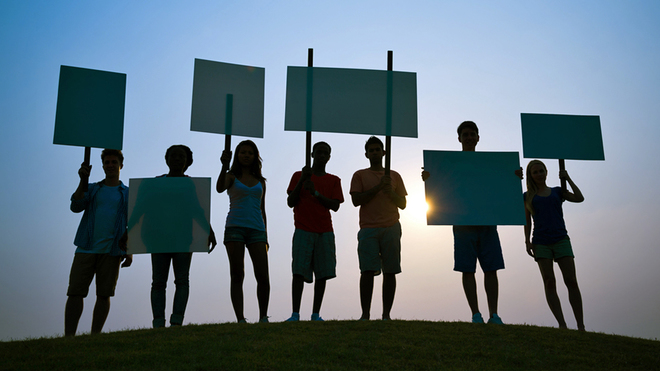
[287,172,344,233]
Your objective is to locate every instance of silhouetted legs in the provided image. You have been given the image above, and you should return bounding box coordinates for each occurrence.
[291,274,327,315]
[226,241,270,321]
[360,271,396,320]
[463,271,499,320]
[151,253,192,327]
[538,256,584,330]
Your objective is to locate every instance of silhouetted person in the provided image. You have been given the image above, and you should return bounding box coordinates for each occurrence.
[422,121,519,324]
[285,142,344,322]
[65,149,132,336]
[350,136,407,320]
[524,160,585,331]
[127,144,216,328]
[217,140,270,323]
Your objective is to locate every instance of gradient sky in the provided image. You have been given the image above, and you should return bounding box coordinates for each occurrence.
[1,0,659,341]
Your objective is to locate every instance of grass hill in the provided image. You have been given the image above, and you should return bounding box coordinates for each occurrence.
[1,320,658,370]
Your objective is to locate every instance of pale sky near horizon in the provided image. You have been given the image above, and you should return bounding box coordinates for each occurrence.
[2,1,660,341]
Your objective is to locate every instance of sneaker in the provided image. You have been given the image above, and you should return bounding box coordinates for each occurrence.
[285,313,300,322]
[472,313,484,324]
[487,314,504,325]
[311,313,324,321]
[259,316,269,323]
[238,318,247,324]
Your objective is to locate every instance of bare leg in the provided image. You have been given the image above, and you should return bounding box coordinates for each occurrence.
[225,242,246,321]
[247,242,270,320]
[382,273,396,320]
[291,274,305,314]
[484,270,499,319]
[359,272,375,320]
[91,296,110,334]
[537,258,567,329]
[557,257,584,331]
[65,296,84,336]
[312,278,327,315]
[462,272,480,316]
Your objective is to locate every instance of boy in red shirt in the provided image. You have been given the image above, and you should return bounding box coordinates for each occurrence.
[286,142,344,321]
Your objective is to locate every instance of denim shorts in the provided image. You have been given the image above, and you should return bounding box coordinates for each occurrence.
[224,226,268,245]
[533,237,574,261]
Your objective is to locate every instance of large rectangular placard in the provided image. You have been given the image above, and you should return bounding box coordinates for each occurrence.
[284,66,418,137]
[190,59,265,138]
[53,65,126,149]
[423,151,525,226]
[521,113,604,160]
[127,177,211,254]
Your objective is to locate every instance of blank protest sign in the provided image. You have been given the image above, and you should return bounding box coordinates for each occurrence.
[53,65,126,149]
[521,113,604,160]
[190,59,265,138]
[284,66,417,137]
[423,151,525,226]
[127,177,211,254]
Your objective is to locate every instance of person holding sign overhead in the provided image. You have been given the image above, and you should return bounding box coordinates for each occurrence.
[524,160,585,331]
[217,140,270,323]
[285,141,344,322]
[350,136,407,321]
[65,149,132,336]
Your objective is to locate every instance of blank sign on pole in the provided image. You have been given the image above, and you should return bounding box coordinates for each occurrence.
[53,65,126,149]
[284,66,418,138]
[190,59,265,138]
[521,113,604,160]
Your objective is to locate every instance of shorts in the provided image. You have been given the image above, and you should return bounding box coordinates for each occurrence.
[292,229,336,283]
[357,222,402,275]
[453,225,505,273]
[533,237,574,262]
[224,226,268,245]
[66,253,122,297]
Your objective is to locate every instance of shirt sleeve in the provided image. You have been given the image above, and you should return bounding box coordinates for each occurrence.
[349,171,363,194]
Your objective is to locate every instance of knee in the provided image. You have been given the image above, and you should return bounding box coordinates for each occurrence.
[542,275,557,288]
[174,276,190,288]
[152,281,167,291]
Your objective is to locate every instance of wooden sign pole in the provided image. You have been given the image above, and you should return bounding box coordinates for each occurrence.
[385,50,393,176]
[306,48,313,167]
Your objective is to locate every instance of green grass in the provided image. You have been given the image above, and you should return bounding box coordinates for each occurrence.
[1,320,658,370]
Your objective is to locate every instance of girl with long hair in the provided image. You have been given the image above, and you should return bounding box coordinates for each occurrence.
[524,160,585,331]
[217,140,270,323]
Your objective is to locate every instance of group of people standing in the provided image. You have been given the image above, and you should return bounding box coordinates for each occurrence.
[63,120,586,336]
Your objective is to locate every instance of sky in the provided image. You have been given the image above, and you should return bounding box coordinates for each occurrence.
[1,0,659,341]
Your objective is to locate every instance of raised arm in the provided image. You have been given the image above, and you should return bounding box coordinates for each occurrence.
[71,163,92,212]
[216,150,235,193]
[560,170,584,203]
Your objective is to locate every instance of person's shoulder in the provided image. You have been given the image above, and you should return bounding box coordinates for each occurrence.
[324,172,341,180]
[352,168,369,177]
[390,169,405,180]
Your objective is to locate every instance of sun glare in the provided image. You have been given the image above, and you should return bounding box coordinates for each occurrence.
[403,196,430,225]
